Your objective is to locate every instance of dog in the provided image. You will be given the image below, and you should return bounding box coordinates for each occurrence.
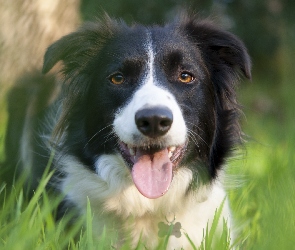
[7,13,251,249]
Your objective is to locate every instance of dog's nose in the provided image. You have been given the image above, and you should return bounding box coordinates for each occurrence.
[135,106,173,138]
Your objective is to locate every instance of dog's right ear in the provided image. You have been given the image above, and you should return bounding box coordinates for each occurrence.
[42,19,118,74]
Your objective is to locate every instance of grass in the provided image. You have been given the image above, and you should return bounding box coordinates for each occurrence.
[0,88,8,163]
[0,75,294,249]
[0,174,84,249]
[0,176,231,250]
[227,75,295,249]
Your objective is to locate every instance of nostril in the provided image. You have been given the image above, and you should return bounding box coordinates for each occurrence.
[141,121,150,127]
[137,120,150,131]
[160,119,172,127]
[135,106,173,138]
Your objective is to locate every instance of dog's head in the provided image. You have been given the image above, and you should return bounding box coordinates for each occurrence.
[43,14,251,199]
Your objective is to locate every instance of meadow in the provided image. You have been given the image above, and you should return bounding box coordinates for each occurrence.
[0,67,294,249]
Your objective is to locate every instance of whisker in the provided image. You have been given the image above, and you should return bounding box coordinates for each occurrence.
[103,133,117,145]
[84,124,113,149]
[187,131,199,147]
[187,129,209,147]
[186,121,206,134]
[188,135,198,147]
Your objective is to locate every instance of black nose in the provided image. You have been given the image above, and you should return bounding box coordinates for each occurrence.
[135,106,173,138]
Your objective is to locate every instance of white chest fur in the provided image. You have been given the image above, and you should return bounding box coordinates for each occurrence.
[60,154,232,249]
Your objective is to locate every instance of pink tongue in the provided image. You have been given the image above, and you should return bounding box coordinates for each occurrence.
[131,148,172,199]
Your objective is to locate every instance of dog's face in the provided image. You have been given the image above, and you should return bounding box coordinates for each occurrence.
[43,16,251,199]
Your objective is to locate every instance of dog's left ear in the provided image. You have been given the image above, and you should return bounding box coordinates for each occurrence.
[183,19,251,80]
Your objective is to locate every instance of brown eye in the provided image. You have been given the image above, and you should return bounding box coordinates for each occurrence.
[178,72,194,83]
[110,73,125,85]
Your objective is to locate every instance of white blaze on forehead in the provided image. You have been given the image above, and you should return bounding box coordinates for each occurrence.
[144,31,155,86]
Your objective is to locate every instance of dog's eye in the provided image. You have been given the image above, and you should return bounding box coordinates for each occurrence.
[109,73,125,85]
[178,72,194,84]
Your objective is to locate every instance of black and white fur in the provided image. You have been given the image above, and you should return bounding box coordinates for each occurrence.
[8,14,251,249]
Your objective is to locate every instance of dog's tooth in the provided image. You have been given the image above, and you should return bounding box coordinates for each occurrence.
[129,148,135,156]
[168,146,176,152]
[168,151,173,158]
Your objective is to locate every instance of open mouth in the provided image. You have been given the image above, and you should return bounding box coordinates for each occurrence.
[119,142,186,199]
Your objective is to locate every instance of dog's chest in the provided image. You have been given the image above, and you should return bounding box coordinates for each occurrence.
[61,154,231,249]
[89,167,230,249]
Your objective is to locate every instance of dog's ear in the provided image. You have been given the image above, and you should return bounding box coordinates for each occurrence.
[182,18,251,178]
[42,32,78,74]
[42,19,117,74]
[183,19,251,80]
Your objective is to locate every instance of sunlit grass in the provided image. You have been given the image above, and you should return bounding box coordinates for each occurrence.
[0,89,8,162]
[0,177,232,250]
[227,77,295,249]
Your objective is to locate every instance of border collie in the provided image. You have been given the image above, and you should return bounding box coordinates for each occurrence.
[7,14,251,249]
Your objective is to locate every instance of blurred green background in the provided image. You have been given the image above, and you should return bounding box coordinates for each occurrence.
[0,0,295,249]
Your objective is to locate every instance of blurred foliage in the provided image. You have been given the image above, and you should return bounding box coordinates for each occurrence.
[81,0,211,24]
[81,0,295,83]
